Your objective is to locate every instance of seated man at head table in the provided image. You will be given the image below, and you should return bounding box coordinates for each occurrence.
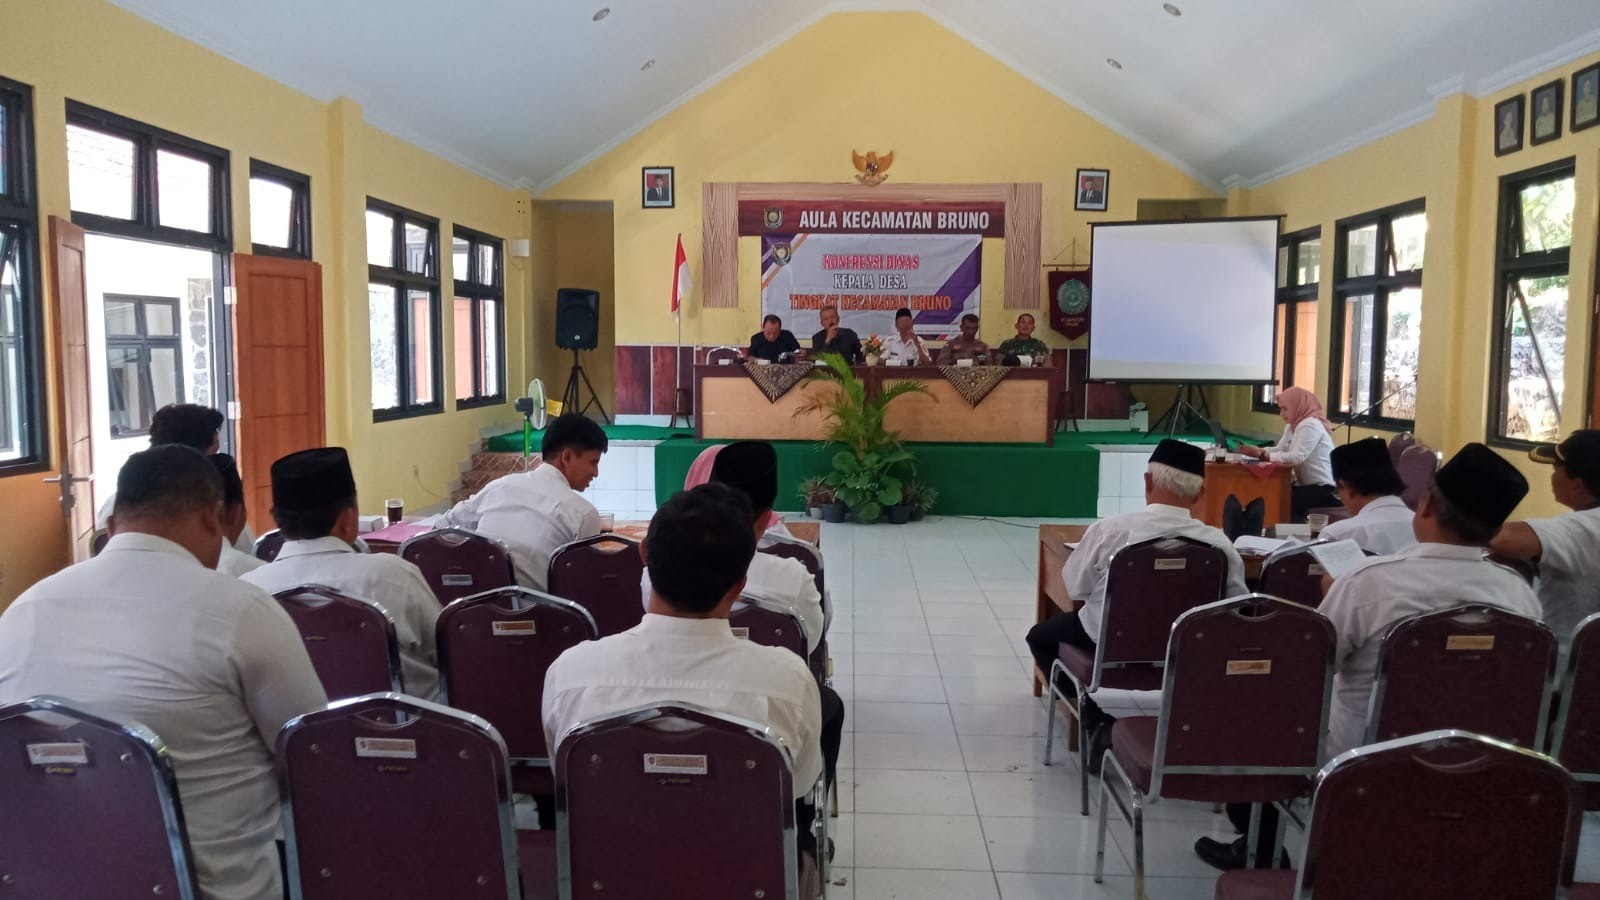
[748,313,801,362]
[995,313,1049,362]
[882,306,930,365]
[1234,386,1338,520]
[810,303,862,364]
[543,483,825,863]
[1491,429,1600,656]
[934,313,991,364]
[1317,436,1416,555]
[96,402,257,554]
[209,452,266,577]
[0,445,327,900]
[438,413,606,592]
[1193,443,1541,872]
[1024,439,1247,768]
[242,446,440,701]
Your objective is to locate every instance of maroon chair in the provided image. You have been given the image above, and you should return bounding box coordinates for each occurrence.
[254,528,286,562]
[1388,431,1417,467]
[1044,533,1231,814]
[1214,730,1582,900]
[1096,595,1335,898]
[546,535,646,639]
[1257,542,1335,609]
[758,534,831,685]
[437,587,597,796]
[278,693,519,899]
[1553,612,1600,810]
[273,585,403,700]
[554,704,805,900]
[0,696,199,900]
[1396,444,1438,510]
[400,527,517,606]
[731,595,810,661]
[705,345,743,365]
[1366,605,1557,750]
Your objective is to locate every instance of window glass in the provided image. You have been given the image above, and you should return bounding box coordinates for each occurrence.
[452,236,470,284]
[156,149,211,232]
[477,244,497,287]
[67,124,136,220]
[1344,224,1377,278]
[481,299,500,396]
[144,300,176,337]
[404,222,430,275]
[1498,274,1567,443]
[1339,293,1375,415]
[104,297,139,336]
[1292,300,1318,391]
[1388,212,1427,274]
[408,289,434,405]
[0,234,22,458]
[453,297,474,401]
[1297,238,1321,286]
[106,346,143,436]
[368,284,399,410]
[1269,304,1287,397]
[366,210,395,268]
[249,177,293,249]
[149,345,180,410]
[1276,246,1289,289]
[0,104,8,197]
[1379,287,1422,420]
[1518,177,1575,254]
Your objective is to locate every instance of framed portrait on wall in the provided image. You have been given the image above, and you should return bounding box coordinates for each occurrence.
[1530,80,1563,145]
[1573,64,1599,133]
[1494,95,1524,156]
[642,166,675,208]
[1074,168,1109,212]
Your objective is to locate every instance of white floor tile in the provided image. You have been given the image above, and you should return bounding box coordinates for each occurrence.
[851,674,947,703]
[854,769,976,815]
[850,653,940,677]
[942,677,1040,706]
[969,770,1090,819]
[852,616,931,635]
[950,703,1051,737]
[995,872,1217,900]
[958,734,1061,773]
[937,655,1034,680]
[853,732,968,771]
[854,633,936,655]
[853,814,992,871]
[980,815,1130,876]
[927,617,1006,638]
[852,701,956,735]
[933,634,1022,656]
[830,813,855,868]
[851,867,1000,900]
[827,868,856,900]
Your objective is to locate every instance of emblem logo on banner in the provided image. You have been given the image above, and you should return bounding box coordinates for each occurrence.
[1047,268,1092,340]
[763,207,783,229]
[770,242,793,267]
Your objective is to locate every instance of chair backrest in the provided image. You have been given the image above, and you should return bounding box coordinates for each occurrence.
[90,528,111,557]
[555,704,797,900]
[1295,730,1580,899]
[1258,541,1333,609]
[1553,612,1600,809]
[273,585,404,700]
[1367,604,1557,749]
[278,693,518,900]
[399,527,517,606]
[1149,595,1335,801]
[436,587,598,764]
[546,535,646,638]
[730,595,809,662]
[0,696,199,900]
[1092,534,1229,689]
[705,345,743,365]
[1396,444,1438,510]
[254,528,286,562]
[1387,432,1417,467]
[758,534,825,600]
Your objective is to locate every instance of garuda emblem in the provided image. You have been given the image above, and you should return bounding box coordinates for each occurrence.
[852,150,894,186]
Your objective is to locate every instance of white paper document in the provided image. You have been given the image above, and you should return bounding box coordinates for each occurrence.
[1234,535,1290,555]
[1308,540,1368,579]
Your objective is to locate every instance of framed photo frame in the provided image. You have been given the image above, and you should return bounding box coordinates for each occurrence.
[1074,168,1109,212]
[1494,95,1524,157]
[1530,79,1563,145]
[642,166,675,209]
[1573,63,1600,134]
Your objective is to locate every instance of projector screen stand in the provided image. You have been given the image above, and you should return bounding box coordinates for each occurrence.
[1151,383,1212,436]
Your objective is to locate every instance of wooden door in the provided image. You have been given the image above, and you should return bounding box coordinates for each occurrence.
[47,217,96,559]
[232,254,325,535]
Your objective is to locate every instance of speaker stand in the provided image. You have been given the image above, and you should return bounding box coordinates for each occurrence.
[560,349,612,424]
[1150,383,1212,436]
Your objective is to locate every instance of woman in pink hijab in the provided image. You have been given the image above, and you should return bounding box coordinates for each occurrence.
[684,444,792,537]
[1238,386,1339,520]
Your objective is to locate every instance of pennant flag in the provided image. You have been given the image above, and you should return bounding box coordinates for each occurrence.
[671,234,691,316]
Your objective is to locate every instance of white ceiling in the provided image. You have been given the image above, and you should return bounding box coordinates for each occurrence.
[107,0,1600,193]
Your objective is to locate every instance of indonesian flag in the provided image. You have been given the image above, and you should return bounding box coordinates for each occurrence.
[671,234,691,316]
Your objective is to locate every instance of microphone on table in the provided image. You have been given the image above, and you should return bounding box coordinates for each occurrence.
[1338,376,1419,443]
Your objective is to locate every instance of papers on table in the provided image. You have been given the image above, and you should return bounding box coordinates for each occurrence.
[1309,540,1368,579]
[1234,534,1291,556]
[1063,541,1080,550]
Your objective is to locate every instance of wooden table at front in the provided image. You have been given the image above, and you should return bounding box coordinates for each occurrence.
[695,364,1059,445]
[1031,523,1266,697]
[1190,462,1293,530]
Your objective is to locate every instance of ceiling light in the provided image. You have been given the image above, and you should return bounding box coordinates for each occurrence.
[592,7,610,21]
[640,59,655,71]
[1163,3,1182,15]
[1106,57,1123,70]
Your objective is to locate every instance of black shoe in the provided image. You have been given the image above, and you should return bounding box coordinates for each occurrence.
[1194,836,1248,872]
[1084,721,1112,775]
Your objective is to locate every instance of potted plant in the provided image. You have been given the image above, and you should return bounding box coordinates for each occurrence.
[903,480,938,521]
[800,353,930,523]
[861,334,886,366]
[798,478,833,519]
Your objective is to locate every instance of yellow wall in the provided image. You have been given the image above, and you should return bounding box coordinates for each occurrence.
[0,0,535,605]
[1223,52,1600,518]
[539,10,1218,371]
[549,205,617,410]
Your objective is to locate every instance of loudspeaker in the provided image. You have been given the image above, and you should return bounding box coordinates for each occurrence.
[556,288,599,351]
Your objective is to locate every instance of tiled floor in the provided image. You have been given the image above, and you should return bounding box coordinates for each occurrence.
[814,514,1230,900]
[816,514,1600,899]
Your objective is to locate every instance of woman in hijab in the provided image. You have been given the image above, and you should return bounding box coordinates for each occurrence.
[683,444,793,538]
[1238,386,1338,520]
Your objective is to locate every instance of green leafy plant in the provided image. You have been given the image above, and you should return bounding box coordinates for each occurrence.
[902,480,938,514]
[800,353,931,523]
[798,477,833,507]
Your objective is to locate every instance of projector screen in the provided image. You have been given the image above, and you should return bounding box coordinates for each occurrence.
[1088,218,1279,383]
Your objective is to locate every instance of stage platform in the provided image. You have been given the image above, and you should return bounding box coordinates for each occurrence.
[484,423,691,454]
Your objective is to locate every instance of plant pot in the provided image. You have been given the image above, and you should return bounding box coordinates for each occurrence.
[865,355,882,366]
[910,507,926,521]
[885,504,913,524]
[820,502,848,523]
[808,506,823,519]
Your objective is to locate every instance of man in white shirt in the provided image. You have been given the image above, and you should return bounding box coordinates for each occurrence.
[0,445,327,900]
[1195,443,1540,873]
[1318,437,1416,555]
[1025,440,1247,761]
[882,306,929,366]
[209,453,265,578]
[1492,430,1600,653]
[544,484,824,860]
[439,413,606,591]
[242,447,440,702]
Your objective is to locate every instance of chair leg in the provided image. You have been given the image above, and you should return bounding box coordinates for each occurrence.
[1094,767,1112,882]
[1245,802,1262,870]
[1132,800,1146,900]
[1273,804,1288,869]
[1077,687,1090,816]
[829,776,839,818]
